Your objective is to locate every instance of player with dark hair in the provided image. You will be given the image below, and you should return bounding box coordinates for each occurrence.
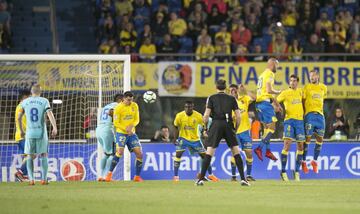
[302,70,327,174]
[14,90,31,182]
[277,74,305,181]
[196,79,250,186]
[229,84,256,181]
[254,58,283,162]
[106,91,144,182]
[96,93,123,181]
[173,101,219,182]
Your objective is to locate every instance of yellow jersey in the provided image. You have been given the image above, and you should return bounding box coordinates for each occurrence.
[113,102,139,134]
[174,110,204,141]
[234,95,252,133]
[256,69,275,102]
[303,83,327,116]
[15,103,26,141]
[277,88,304,121]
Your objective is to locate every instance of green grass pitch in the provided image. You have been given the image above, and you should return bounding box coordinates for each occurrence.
[1,180,360,214]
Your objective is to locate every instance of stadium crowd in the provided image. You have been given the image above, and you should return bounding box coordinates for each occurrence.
[0,0,11,53]
[94,0,360,62]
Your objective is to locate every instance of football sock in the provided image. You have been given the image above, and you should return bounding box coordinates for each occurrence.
[26,158,34,181]
[230,157,236,177]
[100,155,108,177]
[234,154,245,180]
[105,156,113,176]
[281,150,288,173]
[314,141,323,160]
[109,155,121,172]
[173,157,181,176]
[135,158,143,176]
[40,157,48,181]
[200,154,212,179]
[246,157,253,176]
[20,158,28,175]
[303,142,310,161]
[296,150,304,172]
[207,165,213,175]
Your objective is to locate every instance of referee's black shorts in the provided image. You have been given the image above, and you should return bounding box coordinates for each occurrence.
[206,120,238,148]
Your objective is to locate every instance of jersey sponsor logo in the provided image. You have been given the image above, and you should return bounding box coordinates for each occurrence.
[61,160,86,181]
[345,147,360,176]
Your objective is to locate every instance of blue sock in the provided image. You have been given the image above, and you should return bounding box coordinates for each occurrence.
[26,158,34,181]
[296,150,304,172]
[174,157,181,176]
[281,150,288,173]
[135,159,143,176]
[20,159,28,176]
[303,142,309,161]
[246,158,253,176]
[230,157,236,177]
[105,156,113,176]
[100,155,109,177]
[109,155,120,172]
[265,141,270,150]
[258,141,265,149]
[40,157,48,181]
[314,142,323,160]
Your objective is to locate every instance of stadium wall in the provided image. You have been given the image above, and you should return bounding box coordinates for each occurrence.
[1,141,360,182]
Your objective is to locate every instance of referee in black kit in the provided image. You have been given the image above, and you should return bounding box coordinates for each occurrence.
[196,79,250,186]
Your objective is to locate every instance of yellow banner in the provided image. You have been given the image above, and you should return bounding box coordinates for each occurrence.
[195,62,360,98]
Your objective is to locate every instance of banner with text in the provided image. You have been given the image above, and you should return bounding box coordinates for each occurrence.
[1,142,360,181]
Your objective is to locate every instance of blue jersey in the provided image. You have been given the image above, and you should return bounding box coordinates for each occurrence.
[21,96,51,139]
[98,102,118,128]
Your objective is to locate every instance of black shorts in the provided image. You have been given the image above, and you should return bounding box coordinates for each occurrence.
[206,120,238,148]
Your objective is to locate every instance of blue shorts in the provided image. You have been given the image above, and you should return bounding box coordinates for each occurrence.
[256,101,278,124]
[176,137,206,155]
[24,135,49,155]
[17,139,25,154]
[283,119,305,142]
[115,132,141,152]
[96,127,115,154]
[236,131,252,150]
[305,113,325,137]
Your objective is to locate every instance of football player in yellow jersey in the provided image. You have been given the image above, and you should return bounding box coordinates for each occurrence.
[276,74,305,181]
[254,58,283,162]
[14,90,31,182]
[302,70,327,174]
[105,91,144,182]
[229,84,256,181]
[173,101,219,182]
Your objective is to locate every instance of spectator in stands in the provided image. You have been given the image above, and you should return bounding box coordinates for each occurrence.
[249,44,264,62]
[119,22,137,49]
[157,34,178,61]
[246,13,262,38]
[115,0,133,17]
[343,10,354,30]
[346,40,360,61]
[207,5,224,34]
[123,45,139,62]
[314,20,329,44]
[328,108,350,141]
[298,17,314,40]
[234,44,248,63]
[188,2,207,23]
[288,38,303,61]
[228,7,242,31]
[243,0,262,18]
[195,36,214,62]
[151,12,168,43]
[204,0,227,15]
[197,28,211,46]
[325,35,345,61]
[139,37,156,62]
[268,32,288,60]
[98,39,115,54]
[349,14,359,35]
[0,1,10,33]
[133,0,150,33]
[261,5,277,27]
[214,36,230,62]
[281,0,297,27]
[231,19,252,48]
[99,13,116,40]
[328,22,346,46]
[99,0,115,16]
[168,12,187,37]
[215,23,231,45]
[138,23,152,45]
[188,12,206,44]
[319,11,333,32]
[304,34,324,61]
[151,125,171,143]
